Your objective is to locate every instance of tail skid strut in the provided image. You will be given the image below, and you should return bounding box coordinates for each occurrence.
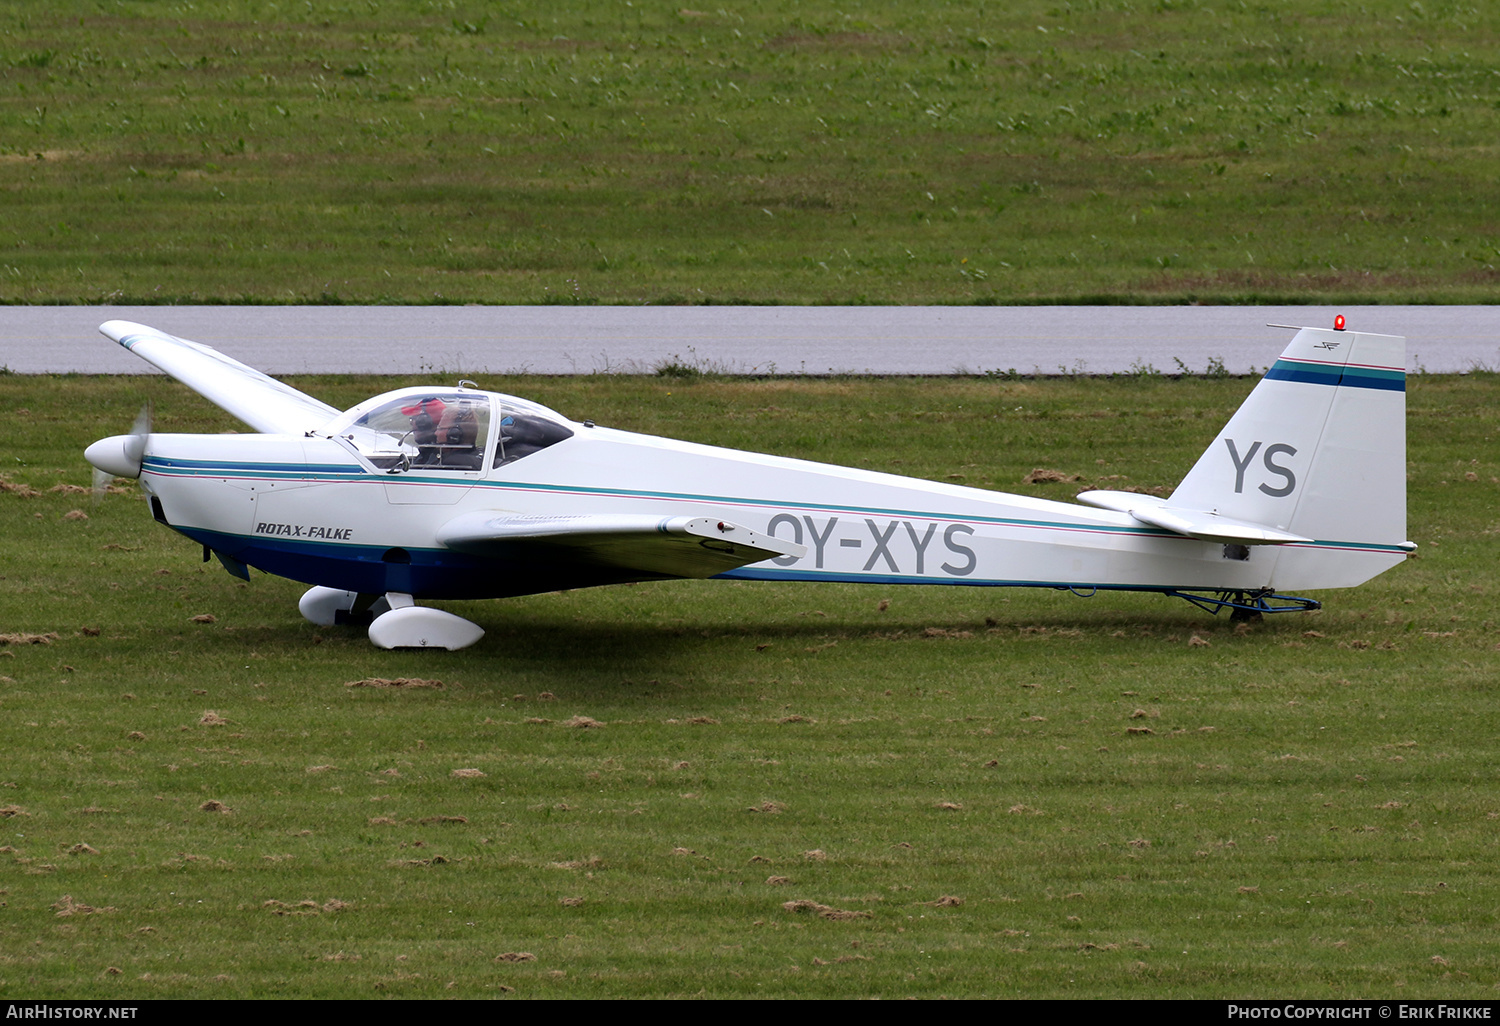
[1162,588,1321,620]
[1049,583,1321,620]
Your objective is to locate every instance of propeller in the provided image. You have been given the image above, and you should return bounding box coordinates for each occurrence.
[86,401,152,504]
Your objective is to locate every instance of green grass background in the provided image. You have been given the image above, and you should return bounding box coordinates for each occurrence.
[2,0,1498,304]
[0,370,1495,998]
[3,0,1499,1002]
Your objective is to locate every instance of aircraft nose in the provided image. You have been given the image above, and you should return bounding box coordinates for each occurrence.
[85,434,145,479]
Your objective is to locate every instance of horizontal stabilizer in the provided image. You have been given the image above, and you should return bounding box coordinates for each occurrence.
[1075,489,1311,545]
[100,321,341,435]
[437,512,807,579]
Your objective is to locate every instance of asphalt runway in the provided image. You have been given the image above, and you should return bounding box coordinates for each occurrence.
[4,305,1495,376]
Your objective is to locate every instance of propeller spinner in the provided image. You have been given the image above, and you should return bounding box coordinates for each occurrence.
[85,402,151,500]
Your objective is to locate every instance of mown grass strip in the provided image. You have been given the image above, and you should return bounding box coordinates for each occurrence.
[2,1,1497,304]
[0,371,1494,997]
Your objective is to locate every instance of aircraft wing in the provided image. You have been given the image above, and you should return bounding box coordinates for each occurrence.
[1075,489,1311,545]
[100,321,341,435]
[436,512,807,579]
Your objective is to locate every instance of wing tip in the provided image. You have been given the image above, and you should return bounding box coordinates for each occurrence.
[99,320,170,348]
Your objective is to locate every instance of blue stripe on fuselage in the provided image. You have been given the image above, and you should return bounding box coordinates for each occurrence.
[143,455,363,477]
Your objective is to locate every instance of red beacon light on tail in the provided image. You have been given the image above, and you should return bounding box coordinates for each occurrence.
[1333,314,1346,331]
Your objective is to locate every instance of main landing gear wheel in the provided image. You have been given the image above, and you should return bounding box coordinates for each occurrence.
[367,595,485,651]
[298,586,390,627]
[298,587,484,650]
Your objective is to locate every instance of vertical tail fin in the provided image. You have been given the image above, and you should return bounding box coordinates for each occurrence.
[1167,323,1411,589]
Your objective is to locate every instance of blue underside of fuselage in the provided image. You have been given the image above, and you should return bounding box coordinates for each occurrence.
[177,525,1267,603]
[175,527,667,599]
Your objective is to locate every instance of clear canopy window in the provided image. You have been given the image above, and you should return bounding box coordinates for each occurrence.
[344,393,492,471]
[494,401,575,468]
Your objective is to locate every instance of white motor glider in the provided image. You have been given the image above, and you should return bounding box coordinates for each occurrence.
[85,319,1413,650]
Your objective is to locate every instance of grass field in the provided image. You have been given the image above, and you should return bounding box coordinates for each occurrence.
[3,0,1499,304]
[0,369,1495,998]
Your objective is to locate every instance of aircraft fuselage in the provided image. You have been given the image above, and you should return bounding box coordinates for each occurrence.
[137,407,1403,602]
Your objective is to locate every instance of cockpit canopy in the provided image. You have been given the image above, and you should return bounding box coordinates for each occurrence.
[326,387,575,472]
[493,401,576,468]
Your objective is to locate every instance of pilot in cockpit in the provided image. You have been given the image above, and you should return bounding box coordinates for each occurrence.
[401,396,483,469]
[400,397,446,464]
